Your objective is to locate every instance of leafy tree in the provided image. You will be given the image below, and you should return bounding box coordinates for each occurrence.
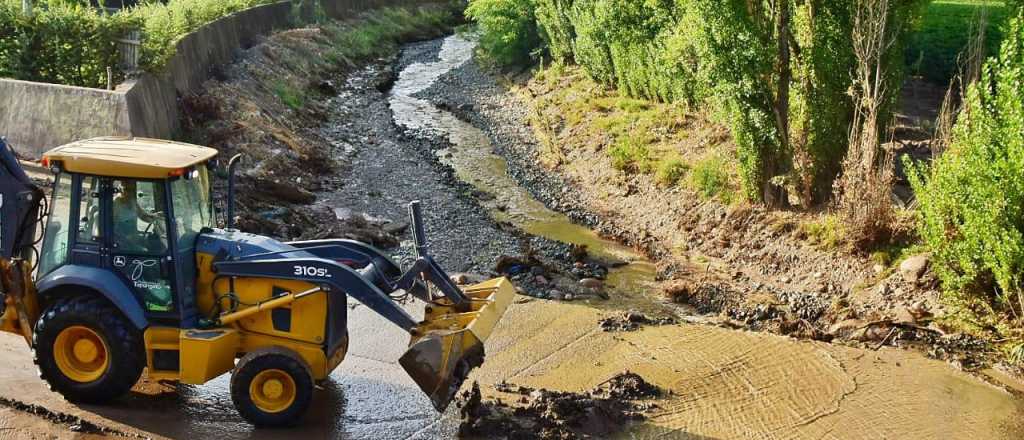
[465,0,542,66]
[909,12,1024,327]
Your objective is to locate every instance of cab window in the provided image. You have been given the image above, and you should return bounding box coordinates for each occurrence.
[170,167,212,251]
[76,176,101,244]
[38,173,72,275]
[111,179,168,255]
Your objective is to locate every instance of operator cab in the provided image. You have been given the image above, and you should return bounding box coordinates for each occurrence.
[39,137,217,325]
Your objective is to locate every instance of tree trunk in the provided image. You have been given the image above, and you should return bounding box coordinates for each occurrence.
[765,0,792,207]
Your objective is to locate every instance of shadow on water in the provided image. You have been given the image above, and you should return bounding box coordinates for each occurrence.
[83,374,447,439]
[388,35,663,313]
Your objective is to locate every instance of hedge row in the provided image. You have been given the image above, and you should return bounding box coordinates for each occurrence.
[0,0,283,88]
[469,0,926,205]
[0,1,140,88]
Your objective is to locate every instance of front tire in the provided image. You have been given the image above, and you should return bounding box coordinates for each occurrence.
[33,296,144,403]
[231,349,314,427]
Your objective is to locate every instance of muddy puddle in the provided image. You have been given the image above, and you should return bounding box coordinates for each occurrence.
[388,35,659,309]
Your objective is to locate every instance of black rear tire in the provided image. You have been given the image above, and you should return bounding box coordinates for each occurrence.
[231,349,314,427]
[33,295,144,403]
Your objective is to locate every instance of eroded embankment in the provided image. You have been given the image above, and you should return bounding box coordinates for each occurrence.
[418,40,1014,372]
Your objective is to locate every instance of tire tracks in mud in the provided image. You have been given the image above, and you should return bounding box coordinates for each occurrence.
[0,395,144,438]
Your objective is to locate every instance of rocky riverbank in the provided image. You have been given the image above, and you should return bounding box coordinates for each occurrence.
[416,42,1015,374]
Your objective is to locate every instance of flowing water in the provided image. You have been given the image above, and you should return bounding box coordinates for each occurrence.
[388,36,660,307]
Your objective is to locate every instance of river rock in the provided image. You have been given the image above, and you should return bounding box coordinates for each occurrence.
[828,319,867,340]
[579,278,603,289]
[900,254,931,284]
[548,290,564,300]
[383,221,409,235]
[535,275,549,285]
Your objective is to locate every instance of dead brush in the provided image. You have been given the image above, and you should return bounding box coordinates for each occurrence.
[834,0,899,251]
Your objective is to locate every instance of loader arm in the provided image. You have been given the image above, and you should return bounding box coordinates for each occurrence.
[213,257,419,333]
[212,201,515,412]
[0,138,44,343]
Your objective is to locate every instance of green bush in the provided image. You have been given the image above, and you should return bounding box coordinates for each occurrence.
[465,0,542,65]
[906,0,1013,84]
[0,0,141,88]
[129,0,280,72]
[608,136,652,173]
[908,13,1024,327]
[688,153,732,202]
[655,157,688,187]
[273,80,305,109]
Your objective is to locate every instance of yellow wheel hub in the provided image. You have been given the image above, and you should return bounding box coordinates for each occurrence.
[53,326,109,383]
[249,369,296,414]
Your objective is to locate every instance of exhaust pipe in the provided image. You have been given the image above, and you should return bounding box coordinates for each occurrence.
[225,154,242,230]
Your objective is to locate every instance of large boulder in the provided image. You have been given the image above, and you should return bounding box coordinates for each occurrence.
[899,254,931,284]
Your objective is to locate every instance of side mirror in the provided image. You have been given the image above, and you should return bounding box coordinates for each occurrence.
[225,154,243,231]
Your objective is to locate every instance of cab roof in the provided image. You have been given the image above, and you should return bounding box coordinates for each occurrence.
[42,137,219,179]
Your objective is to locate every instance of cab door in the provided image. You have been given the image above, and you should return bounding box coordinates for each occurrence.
[69,175,105,268]
[105,178,177,316]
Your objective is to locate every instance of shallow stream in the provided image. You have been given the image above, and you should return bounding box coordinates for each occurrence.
[388,35,660,307]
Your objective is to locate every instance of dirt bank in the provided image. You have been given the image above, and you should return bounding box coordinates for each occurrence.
[418,47,1010,370]
[180,4,461,245]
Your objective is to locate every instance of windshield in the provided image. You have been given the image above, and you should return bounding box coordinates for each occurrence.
[170,166,213,251]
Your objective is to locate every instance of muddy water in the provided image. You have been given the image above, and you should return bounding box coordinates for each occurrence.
[389,35,659,305]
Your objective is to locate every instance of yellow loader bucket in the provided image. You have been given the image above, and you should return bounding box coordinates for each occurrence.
[399,277,515,412]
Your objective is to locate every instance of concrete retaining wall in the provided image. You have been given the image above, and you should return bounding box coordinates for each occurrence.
[0,0,430,158]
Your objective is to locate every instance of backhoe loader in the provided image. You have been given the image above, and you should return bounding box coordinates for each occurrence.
[0,136,514,426]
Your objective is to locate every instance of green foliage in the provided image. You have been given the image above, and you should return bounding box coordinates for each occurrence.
[273,81,304,110]
[655,157,688,187]
[465,0,542,65]
[0,1,456,88]
[0,0,141,88]
[800,215,844,249]
[688,153,732,202]
[533,0,708,103]
[128,0,280,72]
[790,3,857,200]
[690,0,785,202]
[907,0,1013,84]
[321,6,456,65]
[908,13,1024,327]
[480,0,927,207]
[1010,341,1024,365]
[608,136,652,173]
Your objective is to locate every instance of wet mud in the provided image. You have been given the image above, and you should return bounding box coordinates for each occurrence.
[457,372,660,439]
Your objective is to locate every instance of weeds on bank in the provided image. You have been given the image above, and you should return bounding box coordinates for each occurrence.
[321,6,455,67]
[273,81,305,110]
[525,64,738,202]
[800,215,844,250]
[655,157,688,187]
[609,137,653,173]
[688,154,733,203]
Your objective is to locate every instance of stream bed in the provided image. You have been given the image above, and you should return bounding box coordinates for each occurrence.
[389,35,660,308]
